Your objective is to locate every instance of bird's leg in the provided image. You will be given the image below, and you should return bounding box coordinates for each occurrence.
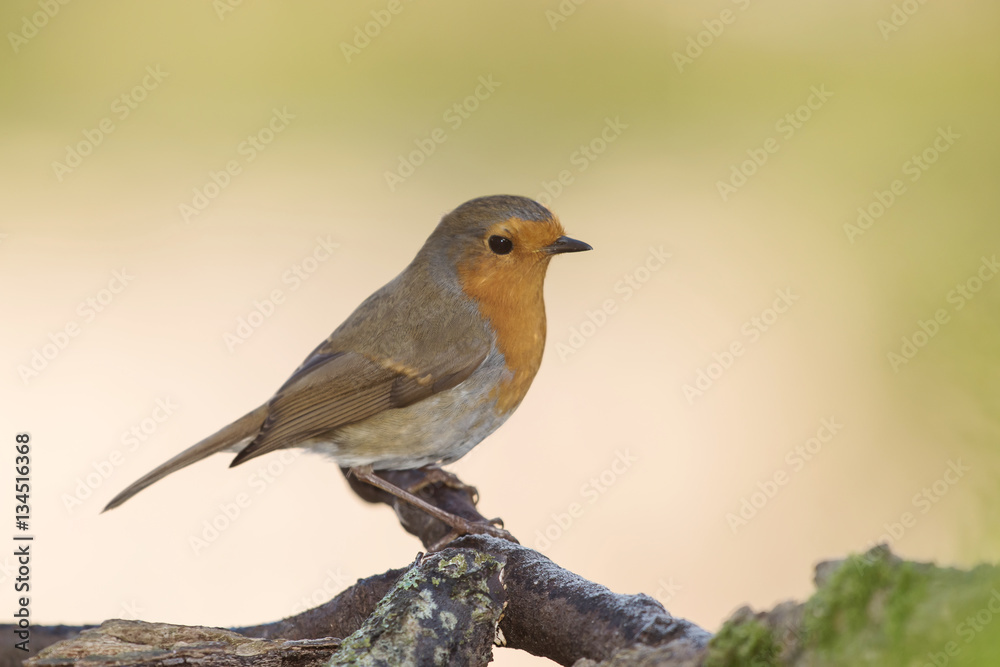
[350,465,513,549]
[407,465,479,505]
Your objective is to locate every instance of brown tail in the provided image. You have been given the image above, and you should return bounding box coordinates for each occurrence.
[102,404,268,512]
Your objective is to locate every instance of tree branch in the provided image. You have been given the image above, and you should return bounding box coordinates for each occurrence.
[237,566,408,641]
[460,536,711,665]
[25,468,710,666]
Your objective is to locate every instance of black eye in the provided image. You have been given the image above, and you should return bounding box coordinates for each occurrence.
[488,235,513,255]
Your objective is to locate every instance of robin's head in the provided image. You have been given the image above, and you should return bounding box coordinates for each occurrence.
[415,195,591,413]
[425,195,591,293]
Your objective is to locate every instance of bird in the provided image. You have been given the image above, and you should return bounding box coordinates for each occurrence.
[104,195,591,544]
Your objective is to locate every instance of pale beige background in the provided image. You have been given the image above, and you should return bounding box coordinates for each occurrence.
[2,2,999,665]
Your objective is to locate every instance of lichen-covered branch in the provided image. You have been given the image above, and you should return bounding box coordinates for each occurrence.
[329,548,505,666]
[21,468,711,666]
[235,535,710,666]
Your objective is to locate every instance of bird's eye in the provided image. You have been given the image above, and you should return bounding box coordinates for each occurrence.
[488,235,513,255]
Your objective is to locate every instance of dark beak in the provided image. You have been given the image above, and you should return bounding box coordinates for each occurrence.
[544,235,593,255]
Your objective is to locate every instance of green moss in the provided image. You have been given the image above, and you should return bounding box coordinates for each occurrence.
[803,547,925,647]
[798,547,1000,666]
[704,617,780,667]
[704,548,1000,666]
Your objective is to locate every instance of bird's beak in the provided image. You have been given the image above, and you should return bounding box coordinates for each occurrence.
[543,235,593,255]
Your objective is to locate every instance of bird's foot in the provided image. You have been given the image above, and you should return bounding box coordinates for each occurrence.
[350,465,515,551]
[427,517,515,552]
[407,466,480,505]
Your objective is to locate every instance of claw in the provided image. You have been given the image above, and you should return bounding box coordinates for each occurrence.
[426,521,515,551]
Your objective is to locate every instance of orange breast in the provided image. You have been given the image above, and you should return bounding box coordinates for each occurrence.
[457,261,549,415]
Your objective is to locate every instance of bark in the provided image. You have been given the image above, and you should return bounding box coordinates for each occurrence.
[237,566,409,641]
[22,620,341,667]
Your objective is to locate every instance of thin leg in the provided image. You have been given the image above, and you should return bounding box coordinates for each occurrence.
[351,466,513,549]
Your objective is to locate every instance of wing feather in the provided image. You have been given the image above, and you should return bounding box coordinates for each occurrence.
[229,344,488,466]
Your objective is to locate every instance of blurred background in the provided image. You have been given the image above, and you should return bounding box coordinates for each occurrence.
[2,1,999,664]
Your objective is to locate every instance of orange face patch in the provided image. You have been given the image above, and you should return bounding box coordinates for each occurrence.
[455,216,566,413]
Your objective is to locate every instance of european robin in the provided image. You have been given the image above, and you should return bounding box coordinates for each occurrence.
[104,195,591,543]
